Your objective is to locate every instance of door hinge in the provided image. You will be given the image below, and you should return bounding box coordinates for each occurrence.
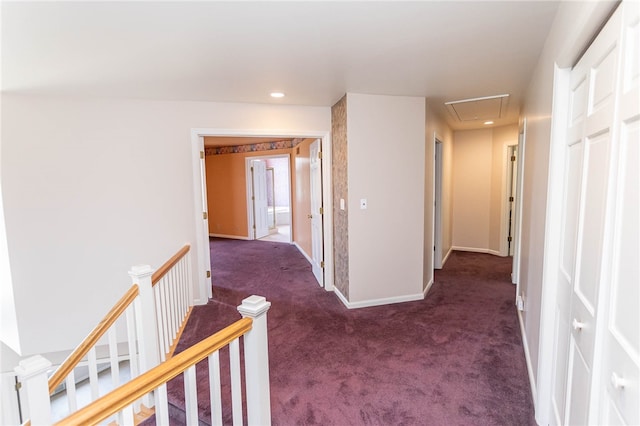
[251,166,254,172]
[508,236,513,242]
[511,155,516,162]
[15,381,21,391]
[318,151,323,159]
[203,212,208,220]
[200,151,205,159]
[509,196,514,202]
[206,270,211,278]
[320,261,325,268]
[319,207,324,214]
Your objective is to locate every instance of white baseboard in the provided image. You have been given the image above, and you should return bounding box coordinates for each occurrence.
[451,246,505,257]
[517,310,538,411]
[442,247,453,266]
[293,242,312,264]
[334,286,349,308]
[210,233,249,240]
[335,290,425,310]
[423,278,434,297]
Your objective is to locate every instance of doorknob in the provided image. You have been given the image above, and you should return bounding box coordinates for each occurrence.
[572,318,585,331]
[611,372,627,389]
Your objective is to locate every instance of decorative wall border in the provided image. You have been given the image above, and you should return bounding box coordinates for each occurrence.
[205,138,304,155]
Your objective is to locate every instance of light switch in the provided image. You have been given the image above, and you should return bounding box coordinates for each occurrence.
[360,199,367,209]
[340,198,345,210]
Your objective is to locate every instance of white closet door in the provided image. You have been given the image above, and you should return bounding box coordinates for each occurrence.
[597,2,640,424]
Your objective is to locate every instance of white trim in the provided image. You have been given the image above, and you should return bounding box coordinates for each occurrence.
[512,120,527,286]
[333,286,349,308]
[423,278,434,297]
[190,131,212,304]
[536,65,571,426]
[336,291,425,310]
[433,135,444,269]
[518,310,538,409]
[190,128,334,299]
[209,234,250,241]
[293,242,312,264]
[450,246,504,257]
[441,247,453,266]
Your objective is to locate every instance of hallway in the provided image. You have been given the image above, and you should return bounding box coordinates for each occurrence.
[164,239,534,425]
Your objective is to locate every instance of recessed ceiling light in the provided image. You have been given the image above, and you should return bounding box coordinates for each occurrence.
[484,121,494,125]
[270,92,285,98]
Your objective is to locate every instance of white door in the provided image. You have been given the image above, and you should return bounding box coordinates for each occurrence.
[596,2,639,424]
[251,160,269,239]
[550,3,639,424]
[310,139,324,286]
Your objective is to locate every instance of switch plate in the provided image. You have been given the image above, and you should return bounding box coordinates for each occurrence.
[360,199,367,209]
[340,198,345,210]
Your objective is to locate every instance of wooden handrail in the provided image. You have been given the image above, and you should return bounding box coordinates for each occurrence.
[151,244,190,286]
[48,285,140,394]
[56,317,253,425]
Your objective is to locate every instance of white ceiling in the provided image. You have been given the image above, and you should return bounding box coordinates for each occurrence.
[1,1,564,130]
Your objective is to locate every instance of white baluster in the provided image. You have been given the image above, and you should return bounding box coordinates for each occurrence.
[237,295,272,426]
[14,355,52,425]
[130,264,160,408]
[209,352,223,426]
[108,327,120,389]
[125,304,141,413]
[155,383,170,425]
[229,339,243,426]
[65,370,77,414]
[184,365,199,425]
[87,347,99,400]
[129,265,160,372]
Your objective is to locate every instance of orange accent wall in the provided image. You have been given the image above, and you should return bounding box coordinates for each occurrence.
[293,138,314,257]
[205,148,293,238]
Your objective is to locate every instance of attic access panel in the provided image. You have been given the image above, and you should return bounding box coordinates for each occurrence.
[445,94,509,122]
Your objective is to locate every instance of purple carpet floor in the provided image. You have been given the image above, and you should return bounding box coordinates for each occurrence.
[154,238,535,425]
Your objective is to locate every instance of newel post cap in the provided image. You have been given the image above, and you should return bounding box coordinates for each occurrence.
[14,355,52,379]
[128,264,154,278]
[237,295,271,318]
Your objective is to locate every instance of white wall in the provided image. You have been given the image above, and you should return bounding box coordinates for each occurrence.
[517,0,618,418]
[346,93,425,304]
[0,94,330,356]
[452,129,493,251]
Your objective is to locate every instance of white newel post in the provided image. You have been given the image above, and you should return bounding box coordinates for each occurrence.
[14,355,52,425]
[129,265,160,373]
[237,295,272,426]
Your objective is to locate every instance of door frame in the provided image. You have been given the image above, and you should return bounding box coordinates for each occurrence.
[433,135,444,269]
[245,154,292,242]
[190,128,334,302]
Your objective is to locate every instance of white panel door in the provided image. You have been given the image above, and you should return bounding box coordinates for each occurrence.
[565,6,621,423]
[251,160,269,239]
[310,139,324,287]
[597,2,640,424]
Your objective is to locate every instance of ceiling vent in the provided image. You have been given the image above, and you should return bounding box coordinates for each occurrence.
[445,94,509,122]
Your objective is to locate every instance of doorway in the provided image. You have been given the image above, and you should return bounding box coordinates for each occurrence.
[506,144,518,256]
[434,137,443,269]
[246,155,292,244]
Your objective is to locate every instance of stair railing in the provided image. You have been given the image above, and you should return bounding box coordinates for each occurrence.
[56,296,272,426]
[15,244,195,425]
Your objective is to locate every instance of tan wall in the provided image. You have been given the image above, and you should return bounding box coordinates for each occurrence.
[293,138,313,257]
[206,148,293,238]
[452,125,518,254]
[452,129,493,250]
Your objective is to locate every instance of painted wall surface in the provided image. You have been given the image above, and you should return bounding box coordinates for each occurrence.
[266,157,291,208]
[347,93,425,303]
[0,94,330,356]
[205,148,292,238]
[331,96,349,299]
[489,124,519,254]
[425,100,453,274]
[293,138,313,257]
[452,129,493,251]
[517,1,618,411]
